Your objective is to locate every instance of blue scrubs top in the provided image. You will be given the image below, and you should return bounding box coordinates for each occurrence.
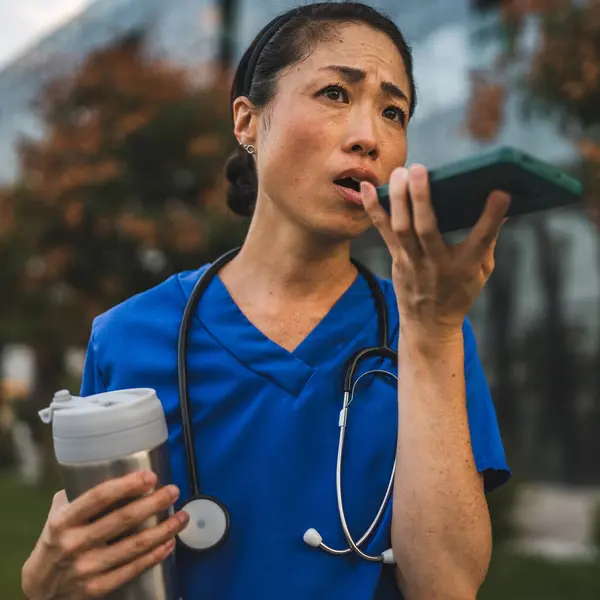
[80,263,510,600]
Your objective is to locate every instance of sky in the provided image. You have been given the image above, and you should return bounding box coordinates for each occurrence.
[0,0,91,69]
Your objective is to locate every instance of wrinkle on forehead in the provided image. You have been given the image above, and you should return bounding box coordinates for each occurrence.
[281,23,409,93]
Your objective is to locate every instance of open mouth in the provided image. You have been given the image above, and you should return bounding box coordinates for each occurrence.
[334,177,361,192]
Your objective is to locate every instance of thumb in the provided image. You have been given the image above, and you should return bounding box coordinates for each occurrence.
[482,216,507,260]
[481,237,499,279]
[487,217,508,257]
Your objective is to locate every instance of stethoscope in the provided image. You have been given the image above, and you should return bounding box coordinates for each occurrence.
[176,247,398,564]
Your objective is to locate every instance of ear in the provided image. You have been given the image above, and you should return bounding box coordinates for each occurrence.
[233,96,258,148]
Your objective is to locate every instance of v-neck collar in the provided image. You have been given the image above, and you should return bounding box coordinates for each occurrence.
[177,265,373,397]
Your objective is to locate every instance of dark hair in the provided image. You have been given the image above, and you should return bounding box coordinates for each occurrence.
[225,1,418,217]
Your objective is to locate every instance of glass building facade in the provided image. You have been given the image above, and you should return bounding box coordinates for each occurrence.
[235,0,600,486]
[0,0,598,484]
[0,0,218,182]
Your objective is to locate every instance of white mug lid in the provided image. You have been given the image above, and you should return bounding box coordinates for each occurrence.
[39,388,168,464]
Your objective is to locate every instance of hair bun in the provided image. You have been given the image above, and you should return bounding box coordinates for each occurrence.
[225,148,257,217]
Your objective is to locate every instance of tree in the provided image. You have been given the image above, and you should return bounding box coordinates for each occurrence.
[219,0,239,70]
[484,230,520,451]
[467,0,600,206]
[10,32,247,412]
[0,189,25,344]
[466,0,600,482]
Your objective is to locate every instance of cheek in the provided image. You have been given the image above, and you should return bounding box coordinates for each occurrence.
[381,135,408,175]
[264,108,333,190]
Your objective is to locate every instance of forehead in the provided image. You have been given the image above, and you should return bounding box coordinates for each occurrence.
[284,22,410,93]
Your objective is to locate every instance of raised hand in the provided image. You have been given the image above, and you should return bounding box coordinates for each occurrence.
[361,164,510,341]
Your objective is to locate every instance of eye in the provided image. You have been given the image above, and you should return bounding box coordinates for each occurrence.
[319,84,349,103]
[383,106,407,126]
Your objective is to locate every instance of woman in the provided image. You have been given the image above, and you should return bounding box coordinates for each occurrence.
[21,2,511,599]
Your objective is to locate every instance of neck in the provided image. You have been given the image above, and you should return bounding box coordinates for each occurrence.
[221,200,357,301]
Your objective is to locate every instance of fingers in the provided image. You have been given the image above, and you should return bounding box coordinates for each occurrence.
[82,538,176,598]
[59,471,158,528]
[362,165,446,260]
[47,490,69,523]
[463,191,511,260]
[76,510,189,575]
[481,239,497,279]
[360,180,403,254]
[481,218,509,278]
[67,483,181,551]
[388,168,421,259]
[407,164,446,258]
[361,167,422,260]
[27,473,185,600]
[51,490,69,512]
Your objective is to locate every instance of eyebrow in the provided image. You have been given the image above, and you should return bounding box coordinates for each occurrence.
[320,64,409,104]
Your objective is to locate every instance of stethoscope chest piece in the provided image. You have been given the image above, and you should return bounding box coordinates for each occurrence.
[177,495,231,551]
[177,248,396,562]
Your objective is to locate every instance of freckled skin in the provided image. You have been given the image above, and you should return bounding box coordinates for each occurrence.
[226,23,413,350]
[251,23,412,239]
[226,23,496,598]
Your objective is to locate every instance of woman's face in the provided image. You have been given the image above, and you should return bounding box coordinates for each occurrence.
[235,22,412,240]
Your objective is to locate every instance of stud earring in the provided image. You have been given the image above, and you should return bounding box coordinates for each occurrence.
[239,142,255,155]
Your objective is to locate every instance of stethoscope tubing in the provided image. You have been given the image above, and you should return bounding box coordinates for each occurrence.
[177,248,398,562]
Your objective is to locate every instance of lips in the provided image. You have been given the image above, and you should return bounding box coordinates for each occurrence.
[334,176,362,192]
[332,168,380,207]
[333,179,365,206]
[333,168,380,191]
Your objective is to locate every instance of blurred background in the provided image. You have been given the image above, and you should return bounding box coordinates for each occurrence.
[0,0,599,597]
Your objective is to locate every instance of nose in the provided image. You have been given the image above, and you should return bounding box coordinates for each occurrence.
[343,113,380,160]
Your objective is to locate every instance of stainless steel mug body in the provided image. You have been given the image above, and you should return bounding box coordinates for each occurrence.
[39,388,181,600]
[60,443,179,600]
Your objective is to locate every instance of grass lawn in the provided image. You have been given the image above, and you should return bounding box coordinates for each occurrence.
[0,471,56,599]
[482,548,600,599]
[1,469,599,599]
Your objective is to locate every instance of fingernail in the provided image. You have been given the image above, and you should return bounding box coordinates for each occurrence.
[493,190,511,202]
[167,485,180,501]
[143,471,157,485]
[391,167,407,184]
[410,164,427,179]
[177,511,190,525]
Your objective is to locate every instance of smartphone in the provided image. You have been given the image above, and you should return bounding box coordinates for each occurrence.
[375,146,583,233]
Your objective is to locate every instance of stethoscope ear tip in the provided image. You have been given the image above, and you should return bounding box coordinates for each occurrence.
[381,548,395,564]
[303,528,323,548]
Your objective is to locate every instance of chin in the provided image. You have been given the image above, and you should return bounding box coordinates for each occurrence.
[308,208,371,242]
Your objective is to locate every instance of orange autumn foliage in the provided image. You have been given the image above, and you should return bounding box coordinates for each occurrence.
[466,1,600,223]
[465,72,507,142]
[10,33,245,354]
